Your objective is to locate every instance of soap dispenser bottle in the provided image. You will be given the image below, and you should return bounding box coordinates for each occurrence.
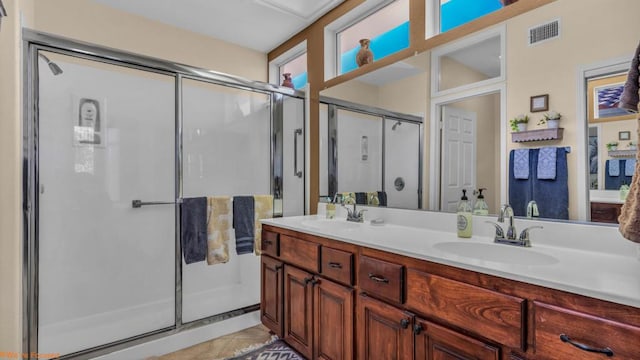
[457,189,473,238]
[472,188,489,216]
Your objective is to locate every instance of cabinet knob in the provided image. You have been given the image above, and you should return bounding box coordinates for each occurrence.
[400,318,410,329]
[275,264,283,271]
[304,277,313,285]
[310,278,320,286]
[413,324,423,335]
[559,334,614,357]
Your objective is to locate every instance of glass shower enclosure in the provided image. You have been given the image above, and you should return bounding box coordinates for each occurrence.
[23,31,306,359]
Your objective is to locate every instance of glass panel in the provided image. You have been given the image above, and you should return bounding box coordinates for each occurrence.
[37,51,176,355]
[440,0,505,33]
[384,119,420,209]
[338,0,409,75]
[181,79,269,322]
[280,52,308,90]
[281,96,305,216]
[336,109,383,193]
[319,103,330,197]
[437,34,501,92]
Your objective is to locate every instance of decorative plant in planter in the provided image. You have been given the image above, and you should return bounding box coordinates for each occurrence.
[538,110,562,128]
[509,114,529,132]
[606,141,619,151]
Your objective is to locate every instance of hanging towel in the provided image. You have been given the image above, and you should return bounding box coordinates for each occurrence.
[341,192,356,205]
[181,197,208,264]
[513,149,530,179]
[537,147,557,180]
[626,159,637,176]
[233,196,255,255]
[605,160,633,189]
[609,159,620,176]
[367,191,380,206]
[254,195,273,256]
[355,192,367,205]
[531,148,569,220]
[619,40,640,113]
[377,191,387,207]
[206,196,231,265]
[509,150,533,217]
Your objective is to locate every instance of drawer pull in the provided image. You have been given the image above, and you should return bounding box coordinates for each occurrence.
[264,240,273,245]
[400,318,410,329]
[328,262,342,269]
[368,273,389,283]
[559,334,614,357]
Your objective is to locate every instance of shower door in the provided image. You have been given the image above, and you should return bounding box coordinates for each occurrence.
[36,51,176,356]
[384,118,421,209]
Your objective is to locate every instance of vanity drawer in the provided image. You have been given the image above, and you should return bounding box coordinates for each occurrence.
[406,269,525,350]
[261,230,280,257]
[358,255,404,304]
[321,246,353,286]
[590,202,621,224]
[279,235,320,273]
[533,302,640,359]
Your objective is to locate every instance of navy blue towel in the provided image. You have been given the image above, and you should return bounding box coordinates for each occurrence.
[377,191,387,207]
[531,148,569,220]
[355,192,367,205]
[509,149,533,217]
[181,197,208,264]
[233,196,255,255]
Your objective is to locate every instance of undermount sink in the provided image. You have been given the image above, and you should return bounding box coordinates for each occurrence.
[434,242,559,266]
[300,219,361,231]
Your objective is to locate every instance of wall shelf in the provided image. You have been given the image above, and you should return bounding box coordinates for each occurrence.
[511,128,563,143]
[608,149,636,158]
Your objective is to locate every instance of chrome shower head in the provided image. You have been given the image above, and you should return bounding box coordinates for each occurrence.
[392,121,402,131]
[38,53,63,75]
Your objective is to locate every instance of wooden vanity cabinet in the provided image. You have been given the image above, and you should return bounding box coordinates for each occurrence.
[260,255,283,338]
[357,294,414,360]
[261,225,640,360]
[414,318,500,360]
[590,202,622,223]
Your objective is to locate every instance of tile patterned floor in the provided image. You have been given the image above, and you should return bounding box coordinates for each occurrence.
[156,324,273,360]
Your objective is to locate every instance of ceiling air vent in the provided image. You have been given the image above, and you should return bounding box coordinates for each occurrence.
[528,19,560,46]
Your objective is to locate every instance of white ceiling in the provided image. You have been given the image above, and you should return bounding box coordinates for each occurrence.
[91,0,344,53]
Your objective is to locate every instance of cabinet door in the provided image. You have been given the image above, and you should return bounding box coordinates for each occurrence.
[414,318,499,360]
[261,256,283,338]
[357,294,413,360]
[284,265,314,359]
[315,277,354,360]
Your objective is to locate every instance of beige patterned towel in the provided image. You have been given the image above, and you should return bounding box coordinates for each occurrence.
[207,196,231,265]
[367,191,380,206]
[254,195,274,255]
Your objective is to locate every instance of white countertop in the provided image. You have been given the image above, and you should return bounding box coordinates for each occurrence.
[263,206,640,309]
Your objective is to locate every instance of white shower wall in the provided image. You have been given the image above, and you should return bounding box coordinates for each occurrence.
[385,120,420,209]
[181,80,269,322]
[337,109,382,193]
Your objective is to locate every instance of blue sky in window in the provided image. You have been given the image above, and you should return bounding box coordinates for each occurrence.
[441,0,503,32]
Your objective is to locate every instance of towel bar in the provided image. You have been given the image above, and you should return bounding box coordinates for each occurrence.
[132,199,182,208]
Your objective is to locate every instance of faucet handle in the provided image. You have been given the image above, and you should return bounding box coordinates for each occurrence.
[485,221,505,239]
[518,226,543,246]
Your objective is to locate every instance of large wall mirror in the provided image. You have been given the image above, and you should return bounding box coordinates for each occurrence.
[320,0,640,226]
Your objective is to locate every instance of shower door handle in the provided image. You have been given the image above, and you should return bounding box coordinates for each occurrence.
[293,128,303,178]
[132,199,181,208]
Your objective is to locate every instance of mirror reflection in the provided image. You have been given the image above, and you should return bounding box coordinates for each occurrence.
[320,0,640,225]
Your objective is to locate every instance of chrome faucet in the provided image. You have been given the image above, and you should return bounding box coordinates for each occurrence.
[342,203,367,223]
[526,200,539,218]
[486,204,543,247]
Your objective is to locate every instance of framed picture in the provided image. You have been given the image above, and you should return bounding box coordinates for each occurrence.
[619,131,631,140]
[530,94,549,112]
[72,95,107,148]
[588,73,635,123]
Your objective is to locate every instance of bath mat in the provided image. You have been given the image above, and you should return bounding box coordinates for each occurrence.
[226,339,304,359]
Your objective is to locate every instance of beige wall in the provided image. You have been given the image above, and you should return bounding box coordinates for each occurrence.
[33,0,267,81]
[0,0,34,353]
[1,0,268,352]
[505,0,640,219]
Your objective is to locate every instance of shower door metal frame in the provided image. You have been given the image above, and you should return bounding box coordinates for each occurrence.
[320,96,424,208]
[22,29,305,360]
